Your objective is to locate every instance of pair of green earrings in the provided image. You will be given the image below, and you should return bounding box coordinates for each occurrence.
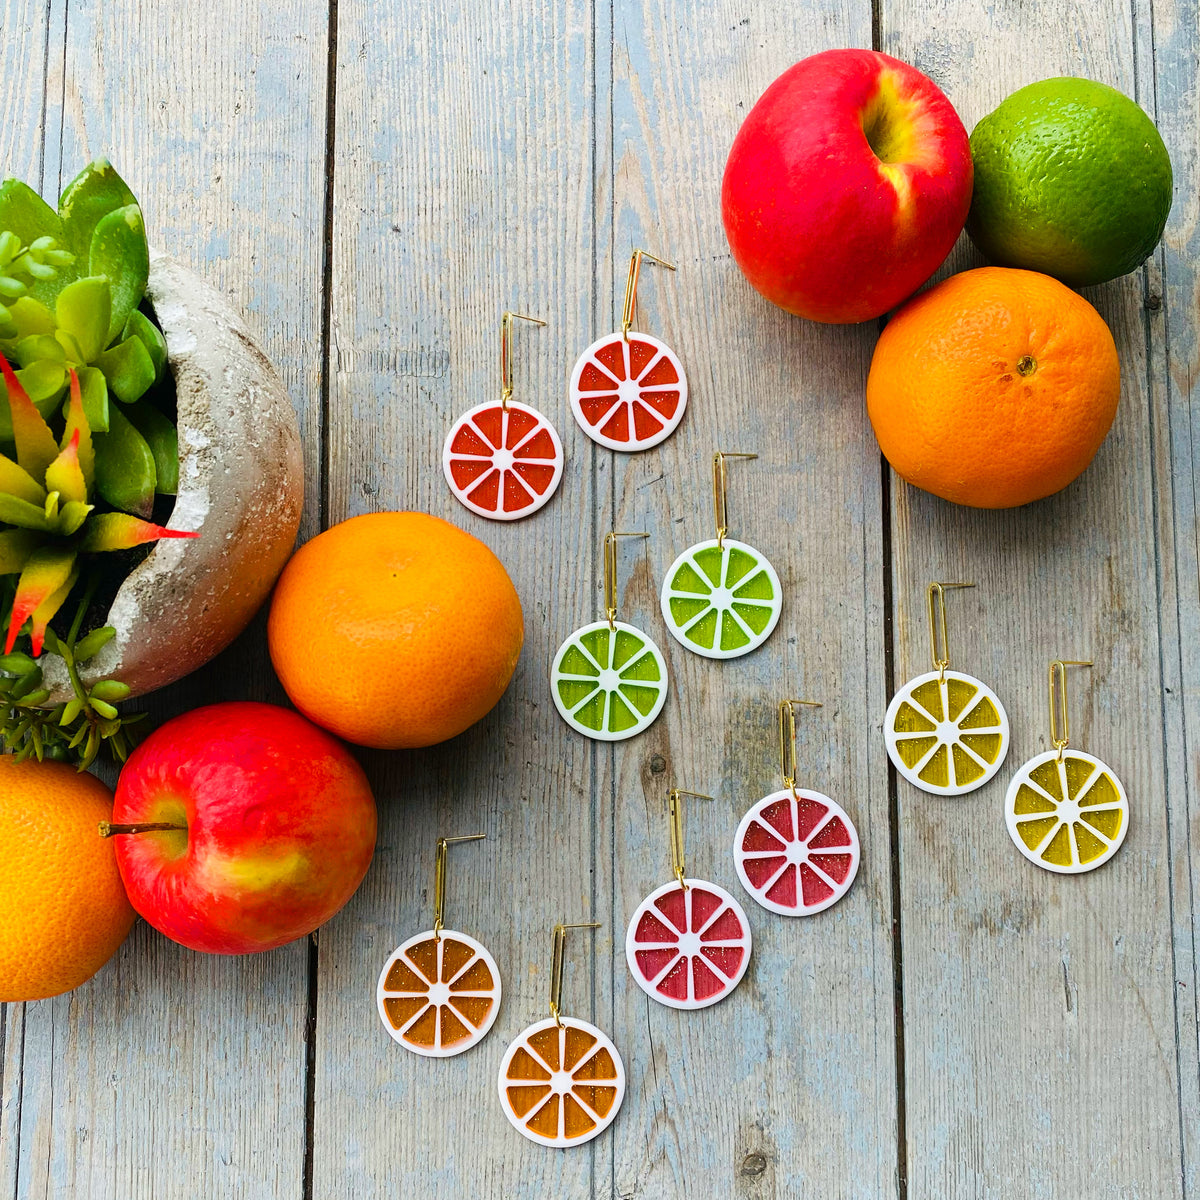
[549,451,783,741]
[884,582,1129,875]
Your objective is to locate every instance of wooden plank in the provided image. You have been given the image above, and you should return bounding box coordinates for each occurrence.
[1143,0,1200,1190]
[880,1,1189,1195]
[313,2,603,1196]
[599,4,899,1198]
[2,4,329,1198]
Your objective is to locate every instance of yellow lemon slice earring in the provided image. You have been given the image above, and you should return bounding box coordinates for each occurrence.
[884,582,1010,796]
[1005,659,1129,874]
[376,834,501,1057]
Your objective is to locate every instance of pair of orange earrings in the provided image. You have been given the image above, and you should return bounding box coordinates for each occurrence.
[375,837,625,1148]
[441,251,688,521]
[885,583,1129,874]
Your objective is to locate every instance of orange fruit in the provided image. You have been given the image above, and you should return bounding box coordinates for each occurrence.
[866,267,1120,508]
[268,511,524,749]
[0,756,136,1001]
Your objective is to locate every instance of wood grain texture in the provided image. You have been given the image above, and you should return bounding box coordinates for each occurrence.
[599,2,897,1197]
[1,3,330,1198]
[880,1,1191,1196]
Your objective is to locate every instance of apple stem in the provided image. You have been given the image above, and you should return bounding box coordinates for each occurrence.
[98,821,188,838]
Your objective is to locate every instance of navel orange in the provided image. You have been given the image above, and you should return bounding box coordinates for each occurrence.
[0,756,136,1001]
[866,267,1120,508]
[268,511,524,749]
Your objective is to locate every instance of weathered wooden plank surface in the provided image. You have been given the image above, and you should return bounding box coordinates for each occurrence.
[881,1,1194,1196]
[0,3,329,1198]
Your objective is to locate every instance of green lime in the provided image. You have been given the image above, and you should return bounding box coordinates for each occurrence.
[966,78,1172,286]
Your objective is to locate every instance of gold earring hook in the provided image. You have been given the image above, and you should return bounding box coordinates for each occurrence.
[621,249,676,341]
[712,451,758,548]
[499,311,546,411]
[668,786,714,891]
[1049,659,1092,760]
[433,833,486,938]
[602,529,649,629]
[926,581,975,677]
[778,698,822,797]
[549,921,601,1027]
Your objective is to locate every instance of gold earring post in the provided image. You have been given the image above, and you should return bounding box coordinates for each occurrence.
[602,529,649,629]
[712,451,758,548]
[926,581,975,676]
[549,921,601,1026]
[778,698,822,797]
[499,311,546,411]
[621,249,676,340]
[668,787,715,891]
[433,833,486,938]
[1049,659,1093,759]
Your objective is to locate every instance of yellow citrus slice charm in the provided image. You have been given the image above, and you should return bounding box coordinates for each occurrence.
[1004,749,1129,874]
[884,669,1010,796]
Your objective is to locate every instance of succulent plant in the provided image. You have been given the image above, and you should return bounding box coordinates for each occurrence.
[0,159,176,520]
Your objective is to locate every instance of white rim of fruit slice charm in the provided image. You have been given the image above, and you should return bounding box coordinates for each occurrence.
[660,452,781,659]
[884,583,1010,796]
[442,311,563,521]
[442,400,563,520]
[625,787,752,1009]
[550,532,668,741]
[1004,659,1128,874]
[569,250,687,452]
[499,920,625,1147]
[1004,749,1128,874]
[376,835,500,1057]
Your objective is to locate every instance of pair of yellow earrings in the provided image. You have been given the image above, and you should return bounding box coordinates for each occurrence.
[375,837,625,1148]
[884,582,1129,875]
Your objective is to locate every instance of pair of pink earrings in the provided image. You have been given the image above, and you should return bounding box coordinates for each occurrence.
[442,250,688,521]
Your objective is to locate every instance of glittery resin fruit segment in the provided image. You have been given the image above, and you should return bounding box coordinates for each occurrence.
[722,48,972,323]
[625,879,752,1009]
[734,788,861,917]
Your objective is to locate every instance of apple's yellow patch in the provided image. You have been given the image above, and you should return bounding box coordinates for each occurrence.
[203,848,309,893]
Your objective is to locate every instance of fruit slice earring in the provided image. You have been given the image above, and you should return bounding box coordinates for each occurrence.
[498,921,626,1147]
[660,450,782,659]
[376,834,501,1057]
[443,310,564,520]
[626,787,753,1009]
[884,581,1010,795]
[569,249,687,451]
[1005,659,1129,874]
[734,699,861,916]
[551,530,669,740]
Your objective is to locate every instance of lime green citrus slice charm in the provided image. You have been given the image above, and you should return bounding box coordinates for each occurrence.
[550,620,668,741]
[659,538,782,659]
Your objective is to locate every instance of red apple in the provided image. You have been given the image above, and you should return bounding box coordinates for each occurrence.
[109,701,377,954]
[721,49,972,323]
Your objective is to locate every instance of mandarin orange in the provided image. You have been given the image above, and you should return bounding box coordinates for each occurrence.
[268,512,524,749]
[0,756,136,1001]
[866,267,1120,508]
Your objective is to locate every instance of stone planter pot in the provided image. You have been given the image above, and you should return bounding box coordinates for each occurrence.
[44,253,304,701]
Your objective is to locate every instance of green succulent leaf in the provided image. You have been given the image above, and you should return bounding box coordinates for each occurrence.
[59,697,82,725]
[29,564,77,655]
[0,650,37,675]
[89,678,131,702]
[54,500,92,537]
[0,180,64,258]
[73,625,114,662]
[58,160,137,267]
[90,204,149,343]
[53,328,86,364]
[0,453,47,507]
[72,364,109,434]
[1,297,56,341]
[96,334,155,404]
[93,402,155,516]
[0,492,55,531]
[89,697,119,720]
[0,530,38,575]
[10,666,43,699]
[14,361,66,412]
[10,333,65,368]
[0,355,59,478]
[122,309,167,382]
[124,399,178,493]
[55,276,111,364]
[44,429,87,505]
[6,546,75,654]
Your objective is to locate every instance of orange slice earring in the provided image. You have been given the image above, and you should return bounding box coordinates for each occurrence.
[443,310,564,520]
[376,834,501,1057]
[569,249,687,451]
[498,921,626,1147]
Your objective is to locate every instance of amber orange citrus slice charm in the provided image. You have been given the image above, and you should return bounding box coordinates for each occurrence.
[498,1016,626,1147]
[625,879,752,1010]
[1004,749,1129,874]
[569,332,687,452]
[442,400,564,520]
[376,929,502,1057]
[734,788,860,916]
